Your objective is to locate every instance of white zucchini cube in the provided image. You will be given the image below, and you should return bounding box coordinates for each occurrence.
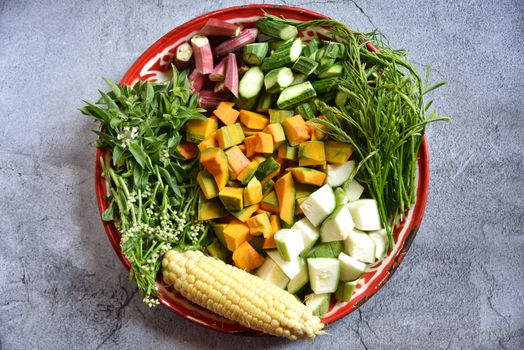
[267,250,304,279]
[347,199,382,231]
[255,258,289,289]
[343,229,376,263]
[327,160,355,187]
[307,258,340,294]
[320,205,355,242]
[274,229,304,261]
[305,293,330,317]
[338,252,368,281]
[292,218,320,254]
[342,179,365,202]
[369,229,388,261]
[300,184,336,226]
[286,259,309,294]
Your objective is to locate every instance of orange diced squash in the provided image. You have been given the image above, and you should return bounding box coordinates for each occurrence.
[216,123,245,149]
[298,141,326,166]
[237,160,259,185]
[262,235,277,249]
[218,187,244,212]
[238,143,246,153]
[176,143,199,160]
[239,110,269,130]
[260,190,279,214]
[250,155,267,164]
[244,177,263,205]
[198,132,217,151]
[214,101,239,125]
[223,220,252,251]
[282,115,310,146]
[186,117,218,143]
[241,126,259,136]
[254,132,274,154]
[263,123,286,148]
[247,213,272,236]
[325,140,354,164]
[232,241,265,271]
[197,170,219,199]
[273,172,296,225]
[269,214,280,236]
[244,135,257,157]
[306,120,328,141]
[200,147,229,190]
[225,145,250,179]
[288,167,326,186]
[262,215,279,249]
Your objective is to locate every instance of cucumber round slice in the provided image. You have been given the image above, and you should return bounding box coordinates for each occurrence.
[239,66,264,99]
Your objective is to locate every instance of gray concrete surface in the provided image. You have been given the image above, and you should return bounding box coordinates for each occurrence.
[1,0,523,349]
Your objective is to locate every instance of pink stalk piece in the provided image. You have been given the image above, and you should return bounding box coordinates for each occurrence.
[213,81,227,93]
[197,90,229,109]
[209,56,228,82]
[188,69,206,94]
[190,35,214,74]
[199,18,241,37]
[214,28,258,57]
[173,42,193,69]
[224,53,238,97]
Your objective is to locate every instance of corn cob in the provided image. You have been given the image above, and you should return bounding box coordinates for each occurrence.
[162,249,324,340]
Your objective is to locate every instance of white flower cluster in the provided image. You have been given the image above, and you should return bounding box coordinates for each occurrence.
[117,126,138,148]
[143,296,160,307]
[160,148,170,164]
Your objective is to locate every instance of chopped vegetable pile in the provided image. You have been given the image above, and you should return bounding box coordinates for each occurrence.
[81,13,447,338]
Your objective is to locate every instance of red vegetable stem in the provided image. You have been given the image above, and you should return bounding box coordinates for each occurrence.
[197,90,229,108]
[214,28,258,57]
[190,35,214,74]
[173,42,193,69]
[199,18,241,37]
[209,56,228,82]
[225,53,238,97]
[189,69,206,94]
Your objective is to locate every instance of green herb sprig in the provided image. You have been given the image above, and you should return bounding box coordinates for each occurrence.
[80,68,210,305]
[266,14,450,249]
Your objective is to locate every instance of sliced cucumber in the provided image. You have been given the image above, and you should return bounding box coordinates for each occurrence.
[305,293,330,317]
[239,66,264,99]
[268,109,294,123]
[311,78,337,94]
[347,199,382,231]
[338,252,367,281]
[256,257,289,289]
[256,18,298,40]
[318,63,344,79]
[327,160,355,187]
[264,67,294,93]
[274,228,304,261]
[335,280,358,302]
[295,102,315,119]
[343,229,376,263]
[342,179,365,202]
[292,56,319,76]
[290,73,308,86]
[303,38,320,57]
[261,38,302,71]
[292,217,320,255]
[335,90,350,108]
[255,90,275,112]
[323,41,344,59]
[299,184,336,227]
[307,258,340,294]
[277,81,316,109]
[243,42,269,66]
[369,229,388,261]
[287,259,309,293]
[267,250,304,279]
[320,205,355,242]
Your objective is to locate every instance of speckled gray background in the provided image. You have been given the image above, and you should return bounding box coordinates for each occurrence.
[1,0,523,349]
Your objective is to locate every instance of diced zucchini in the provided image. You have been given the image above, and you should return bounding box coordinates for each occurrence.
[243,42,269,66]
[295,102,315,119]
[303,38,320,57]
[335,90,350,108]
[338,252,367,281]
[275,229,304,261]
[335,280,358,302]
[311,78,337,94]
[292,56,319,76]
[326,160,355,187]
[299,184,336,226]
[307,258,340,294]
[305,293,330,317]
[235,96,257,110]
[290,73,308,86]
[264,67,294,93]
[256,256,290,289]
[292,218,320,255]
[343,229,376,263]
[342,179,365,202]
[306,241,344,258]
[369,229,388,261]
[318,63,344,79]
[256,18,298,40]
[266,250,305,279]
[261,38,302,71]
[322,41,344,59]
[287,258,309,294]
[276,81,317,109]
[347,199,382,231]
[255,90,275,113]
[239,66,264,99]
[320,205,355,242]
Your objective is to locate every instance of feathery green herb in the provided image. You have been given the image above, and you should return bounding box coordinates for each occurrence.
[80,68,211,305]
[265,14,450,248]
